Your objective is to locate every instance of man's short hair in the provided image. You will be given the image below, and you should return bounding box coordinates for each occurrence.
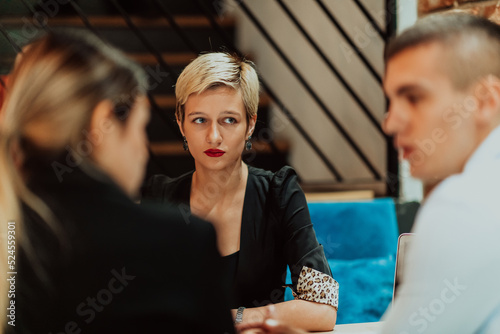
[385,13,500,90]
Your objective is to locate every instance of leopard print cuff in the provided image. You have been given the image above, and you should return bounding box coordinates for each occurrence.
[292,266,339,309]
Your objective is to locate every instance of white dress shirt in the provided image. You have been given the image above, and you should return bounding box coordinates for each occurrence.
[381,125,500,334]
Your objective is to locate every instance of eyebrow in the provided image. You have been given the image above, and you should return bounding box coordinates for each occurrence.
[186,111,206,117]
[395,84,427,96]
[220,111,241,116]
[186,110,241,117]
[385,84,425,99]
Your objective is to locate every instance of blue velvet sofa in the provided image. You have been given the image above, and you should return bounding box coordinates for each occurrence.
[285,198,399,324]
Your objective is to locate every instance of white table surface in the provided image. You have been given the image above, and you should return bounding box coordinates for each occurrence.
[316,321,382,334]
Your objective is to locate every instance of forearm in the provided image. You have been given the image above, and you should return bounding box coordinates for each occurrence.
[234,300,337,331]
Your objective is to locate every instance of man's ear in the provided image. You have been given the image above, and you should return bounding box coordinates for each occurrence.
[247,115,257,138]
[474,75,500,127]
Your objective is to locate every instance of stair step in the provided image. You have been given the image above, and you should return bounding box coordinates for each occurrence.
[0,1,220,16]
[1,26,235,55]
[128,52,197,66]
[1,52,192,76]
[0,15,235,29]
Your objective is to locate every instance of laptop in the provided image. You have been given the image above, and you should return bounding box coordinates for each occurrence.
[392,233,414,301]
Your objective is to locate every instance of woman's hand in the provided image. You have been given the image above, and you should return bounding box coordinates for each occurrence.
[236,305,307,334]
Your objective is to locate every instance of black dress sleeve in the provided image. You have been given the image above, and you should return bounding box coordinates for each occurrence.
[271,166,339,309]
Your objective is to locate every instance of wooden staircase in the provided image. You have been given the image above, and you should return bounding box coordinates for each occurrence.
[0,0,289,179]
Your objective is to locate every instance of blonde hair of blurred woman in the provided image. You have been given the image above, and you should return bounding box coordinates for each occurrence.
[0,30,147,332]
[175,52,260,125]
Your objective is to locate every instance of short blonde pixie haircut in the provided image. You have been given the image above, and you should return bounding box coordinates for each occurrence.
[175,52,260,124]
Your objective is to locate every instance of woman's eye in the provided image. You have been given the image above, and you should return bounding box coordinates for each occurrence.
[193,118,205,124]
[223,117,236,124]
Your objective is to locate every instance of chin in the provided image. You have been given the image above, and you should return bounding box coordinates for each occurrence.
[202,164,229,172]
[409,164,431,182]
[126,184,142,200]
[122,175,143,197]
[411,168,447,184]
[200,157,239,170]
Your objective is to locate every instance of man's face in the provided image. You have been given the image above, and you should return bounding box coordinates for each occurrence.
[383,42,479,182]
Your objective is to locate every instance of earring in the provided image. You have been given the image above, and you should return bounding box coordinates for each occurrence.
[245,136,252,151]
[182,136,189,151]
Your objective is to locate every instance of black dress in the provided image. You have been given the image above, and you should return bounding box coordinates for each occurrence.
[142,166,338,309]
[10,162,234,334]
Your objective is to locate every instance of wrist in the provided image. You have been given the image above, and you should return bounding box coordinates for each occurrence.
[234,306,245,324]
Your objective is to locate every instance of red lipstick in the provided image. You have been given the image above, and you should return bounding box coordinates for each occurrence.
[204,149,225,157]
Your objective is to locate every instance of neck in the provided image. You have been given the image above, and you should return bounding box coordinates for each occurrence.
[481,120,500,141]
[192,160,248,195]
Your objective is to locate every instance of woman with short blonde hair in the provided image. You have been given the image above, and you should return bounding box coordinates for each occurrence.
[143,52,339,331]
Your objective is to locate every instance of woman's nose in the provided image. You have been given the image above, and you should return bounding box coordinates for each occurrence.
[206,123,222,145]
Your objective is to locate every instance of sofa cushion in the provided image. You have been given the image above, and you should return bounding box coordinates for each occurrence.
[328,255,395,324]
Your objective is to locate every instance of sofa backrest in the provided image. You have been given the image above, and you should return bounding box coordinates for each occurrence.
[308,198,399,260]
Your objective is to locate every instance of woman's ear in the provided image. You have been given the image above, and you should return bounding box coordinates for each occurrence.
[89,100,116,143]
[176,116,185,137]
[247,115,257,138]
